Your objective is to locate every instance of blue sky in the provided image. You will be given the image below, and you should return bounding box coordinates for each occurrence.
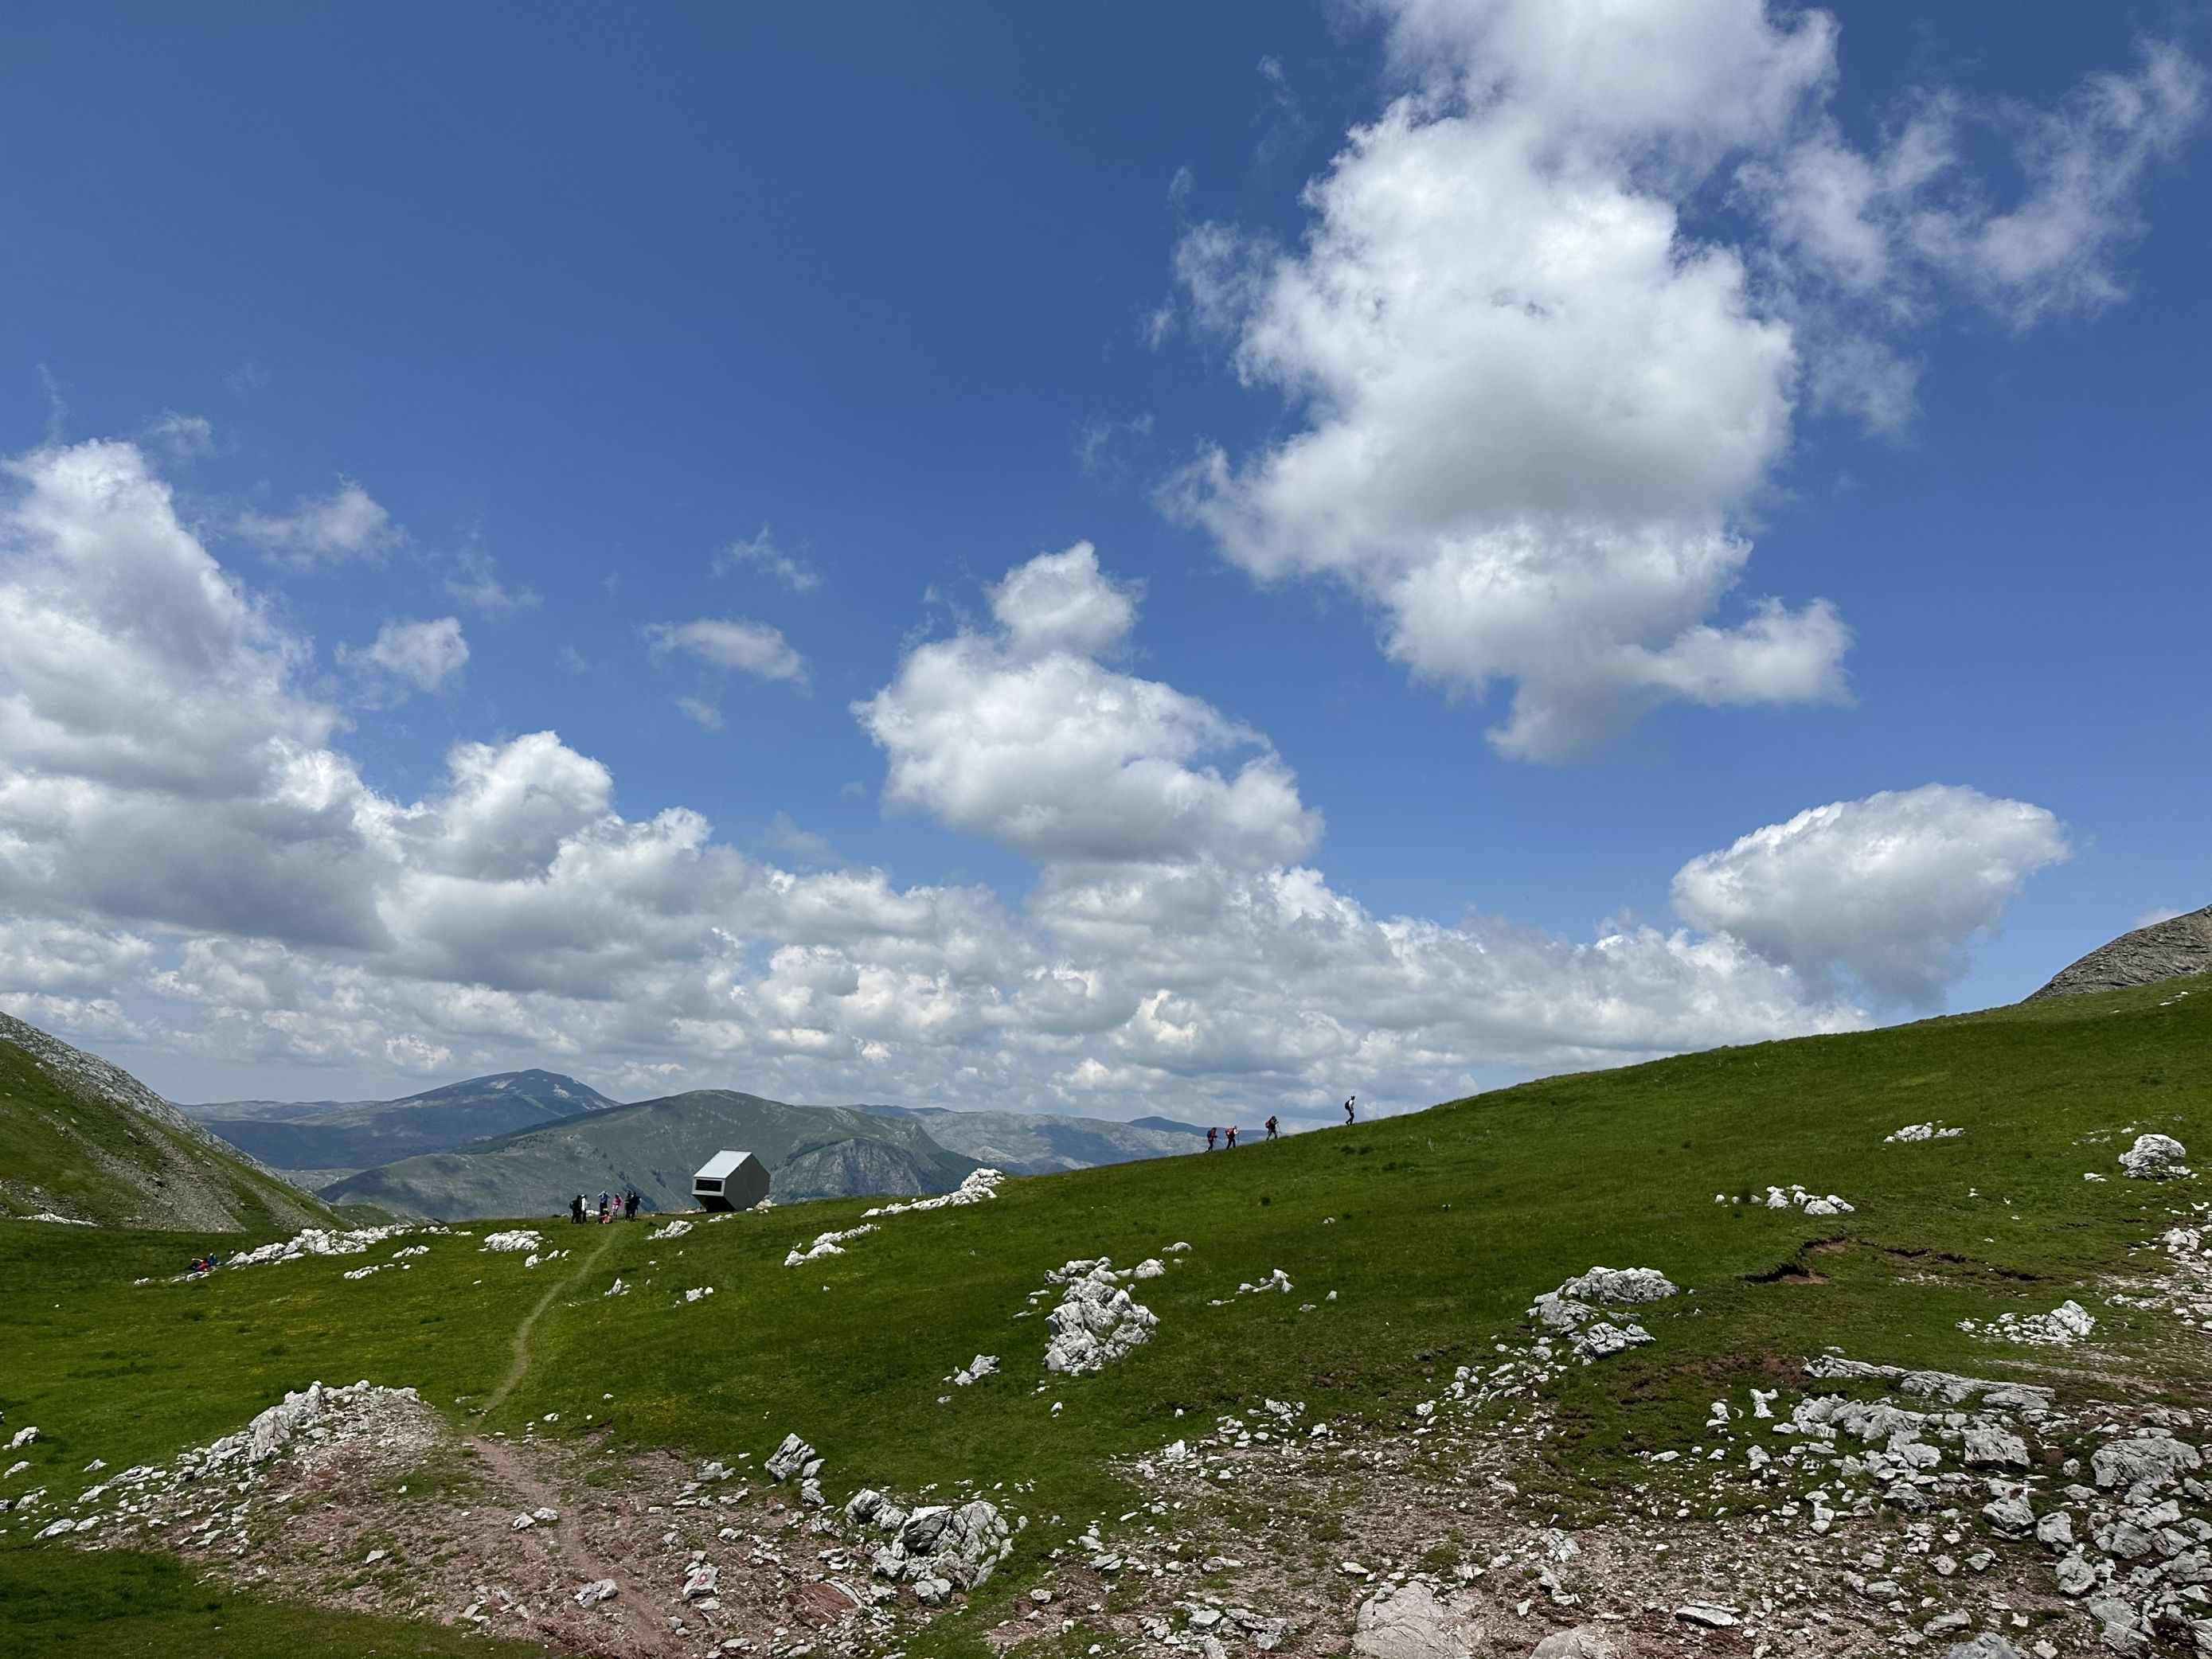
[0,2,2204,1114]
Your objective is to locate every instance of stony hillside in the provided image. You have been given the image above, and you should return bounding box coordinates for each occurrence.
[2029,903,2212,1000]
[189,1070,621,1184]
[7,972,2210,1659]
[0,1009,337,1233]
[320,1089,979,1220]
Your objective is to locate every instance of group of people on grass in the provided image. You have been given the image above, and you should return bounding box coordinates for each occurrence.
[569,1189,639,1224]
[1202,1098,1354,1151]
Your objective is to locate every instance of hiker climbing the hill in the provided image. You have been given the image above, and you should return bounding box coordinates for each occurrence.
[569,1194,584,1224]
[1343,1094,1356,1125]
[1206,1126,1218,1151]
[1225,1125,1238,1150]
[623,1190,639,1221]
[1264,1114,1278,1142]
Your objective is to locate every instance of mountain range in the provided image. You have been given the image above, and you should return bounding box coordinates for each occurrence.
[177,1072,1206,1218]
[182,1070,623,1186]
[321,1090,981,1220]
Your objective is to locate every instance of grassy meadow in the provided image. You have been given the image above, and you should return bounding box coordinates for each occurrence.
[2,971,2206,1653]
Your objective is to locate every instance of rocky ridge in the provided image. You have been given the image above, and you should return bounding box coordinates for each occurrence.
[2029,910,2212,1001]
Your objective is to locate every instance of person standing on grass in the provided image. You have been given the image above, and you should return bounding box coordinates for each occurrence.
[1206,1126,1218,1152]
[1343,1094,1356,1125]
[624,1190,639,1221]
[569,1193,584,1224]
[1265,1115,1278,1142]
[598,1190,612,1223]
[1226,1125,1238,1150]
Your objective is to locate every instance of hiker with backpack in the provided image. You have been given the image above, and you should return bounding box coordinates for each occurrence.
[1206,1126,1218,1151]
[1264,1114,1279,1142]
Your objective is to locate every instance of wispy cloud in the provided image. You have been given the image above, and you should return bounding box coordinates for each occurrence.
[646,616,809,685]
[714,525,819,592]
[236,478,399,567]
[445,544,540,615]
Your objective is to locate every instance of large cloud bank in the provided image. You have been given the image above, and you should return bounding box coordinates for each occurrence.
[0,440,2066,1113]
[1172,0,2200,759]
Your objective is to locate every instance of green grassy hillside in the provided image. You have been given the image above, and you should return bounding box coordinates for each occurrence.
[3,974,2206,1655]
[321,1089,979,1219]
[0,1014,337,1234]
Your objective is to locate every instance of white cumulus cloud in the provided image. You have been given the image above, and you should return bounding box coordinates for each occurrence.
[0,439,2069,1118]
[857,544,1319,868]
[1670,784,2073,1009]
[1173,0,2199,758]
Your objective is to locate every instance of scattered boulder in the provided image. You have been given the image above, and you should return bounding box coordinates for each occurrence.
[1556,1267,1679,1306]
[857,1495,1011,1591]
[1673,1603,1739,1628]
[574,1579,618,1608]
[1350,1582,1475,1659]
[1943,1636,2024,1659]
[1570,1322,1654,1361]
[1529,1267,1674,1362]
[764,1433,815,1481]
[1532,1628,1620,1658]
[2093,1434,2202,1494]
[1959,1300,2096,1346]
[1980,1493,2035,1537]
[1964,1427,2030,1468]
[2120,1134,2190,1180]
[786,1224,876,1267]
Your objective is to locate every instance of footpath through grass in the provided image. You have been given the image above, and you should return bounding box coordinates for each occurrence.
[2,973,2206,1650]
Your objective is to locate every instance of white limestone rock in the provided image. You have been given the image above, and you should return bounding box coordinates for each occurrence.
[1042,1262,1158,1375]
[2092,1434,2202,1494]
[1352,1582,1477,1659]
[764,1433,815,1481]
[2120,1133,2190,1179]
[1964,1427,2030,1468]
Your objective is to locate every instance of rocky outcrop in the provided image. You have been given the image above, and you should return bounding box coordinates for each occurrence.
[2026,904,2212,1000]
[1042,1259,1160,1374]
[1529,1266,1678,1362]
